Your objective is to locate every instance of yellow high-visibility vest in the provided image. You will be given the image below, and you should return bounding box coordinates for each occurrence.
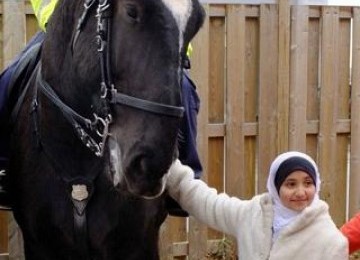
[30,0,58,31]
[186,43,193,58]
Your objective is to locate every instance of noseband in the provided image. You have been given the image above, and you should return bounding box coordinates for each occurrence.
[38,0,184,157]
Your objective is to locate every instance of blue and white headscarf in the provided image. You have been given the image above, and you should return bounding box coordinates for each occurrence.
[266,151,321,241]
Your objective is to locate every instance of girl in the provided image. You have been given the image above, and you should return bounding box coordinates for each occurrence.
[167,151,348,259]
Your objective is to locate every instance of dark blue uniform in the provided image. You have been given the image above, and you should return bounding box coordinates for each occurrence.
[0,32,45,173]
[179,70,202,178]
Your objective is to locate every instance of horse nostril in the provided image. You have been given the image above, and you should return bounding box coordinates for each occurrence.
[140,158,159,180]
[123,153,167,198]
[129,153,163,181]
[130,154,149,177]
[138,156,148,175]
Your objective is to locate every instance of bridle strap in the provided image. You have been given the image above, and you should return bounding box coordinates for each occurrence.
[37,67,110,157]
[38,69,92,128]
[110,91,185,118]
[97,0,113,91]
[95,0,184,118]
[72,0,97,52]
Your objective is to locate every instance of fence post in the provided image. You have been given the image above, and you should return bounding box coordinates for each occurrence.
[257,4,279,192]
[2,1,26,259]
[277,0,290,152]
[349,7,360,218]
[289,6,309,151]
[318,6,346,226]
[189,3,210,259]
[2,0,26,67]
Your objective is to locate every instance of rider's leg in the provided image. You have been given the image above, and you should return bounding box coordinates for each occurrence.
[0,30,45,116]
[178,70,202,179]
[0,31,45,164]
[0,31,45,206]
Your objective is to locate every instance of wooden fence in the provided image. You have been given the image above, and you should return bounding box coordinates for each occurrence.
[1,0,360,259]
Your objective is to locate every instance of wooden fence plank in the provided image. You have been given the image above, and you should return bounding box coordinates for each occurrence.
[159,217,187,259]
[318,6,342,225]
[209,17,225,125]
[25,14,38,41]
[306,10,320,160]
[243,13,259,200]
[225,4,246,198]
[289,6,309,151]
[208,11,225,240]
[349,7,360,218]
[277,0,290,152]
[257,4,279,192]
[3,0,25,67]
[224,5,247,255]
[0,212,7,254]
[334,15,351,225]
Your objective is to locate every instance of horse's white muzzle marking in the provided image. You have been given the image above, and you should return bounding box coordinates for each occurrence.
[108,137,123,187]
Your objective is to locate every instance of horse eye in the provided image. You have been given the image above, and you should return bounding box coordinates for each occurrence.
[125,4,139,21]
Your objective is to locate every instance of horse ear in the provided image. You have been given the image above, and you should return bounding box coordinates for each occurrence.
[183,1,205,48]
[193,1,206,31]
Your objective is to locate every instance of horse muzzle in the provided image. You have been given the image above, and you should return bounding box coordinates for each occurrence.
[108,137,170,199]
[122,154,169,199]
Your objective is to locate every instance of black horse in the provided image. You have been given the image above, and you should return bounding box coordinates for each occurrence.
[8,0,204,259]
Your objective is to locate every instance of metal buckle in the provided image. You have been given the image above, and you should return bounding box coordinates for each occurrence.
[92,114,112,156]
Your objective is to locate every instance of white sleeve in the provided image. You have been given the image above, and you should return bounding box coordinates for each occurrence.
[167,159,251,237]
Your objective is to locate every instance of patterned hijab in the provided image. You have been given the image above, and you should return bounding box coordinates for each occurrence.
[266,151,321,241]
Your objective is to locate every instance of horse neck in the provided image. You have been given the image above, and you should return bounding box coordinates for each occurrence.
[37,94,105,180]
[42,0,97,83]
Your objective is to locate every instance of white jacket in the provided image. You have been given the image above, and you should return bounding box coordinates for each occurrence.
[167,160,348,260]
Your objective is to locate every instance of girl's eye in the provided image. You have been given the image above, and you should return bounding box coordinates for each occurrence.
[285,181,296,188]
[304,180,314,187]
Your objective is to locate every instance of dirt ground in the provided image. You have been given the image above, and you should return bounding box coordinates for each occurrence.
[350,252,360,259]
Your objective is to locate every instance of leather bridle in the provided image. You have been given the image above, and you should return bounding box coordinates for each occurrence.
[39,0,184,157]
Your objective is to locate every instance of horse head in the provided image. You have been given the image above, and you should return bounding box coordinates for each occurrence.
[41,0,205,198]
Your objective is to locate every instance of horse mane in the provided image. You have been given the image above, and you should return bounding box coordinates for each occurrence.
[41,0,102,115]
[42,0,98,86]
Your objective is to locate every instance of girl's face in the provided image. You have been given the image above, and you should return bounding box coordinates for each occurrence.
[279,170,316,212]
